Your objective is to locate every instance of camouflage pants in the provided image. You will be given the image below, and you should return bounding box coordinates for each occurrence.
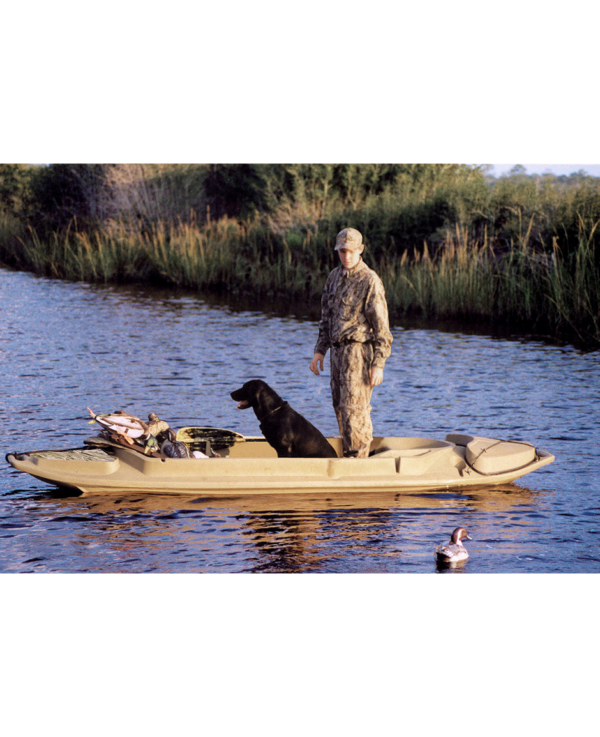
[330,342,374,458]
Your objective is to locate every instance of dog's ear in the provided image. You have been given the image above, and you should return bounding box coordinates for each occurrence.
[253,382,264,406]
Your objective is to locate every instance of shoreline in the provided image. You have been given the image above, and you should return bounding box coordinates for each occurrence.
[1,261,593,352]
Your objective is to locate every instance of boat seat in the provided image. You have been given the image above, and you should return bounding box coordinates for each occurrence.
[374,447,438,458]
[466,438,537,474]
[446,434,538,474]
[370,437,455,457]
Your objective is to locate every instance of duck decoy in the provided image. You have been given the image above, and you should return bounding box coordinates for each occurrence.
[435,527,472,563]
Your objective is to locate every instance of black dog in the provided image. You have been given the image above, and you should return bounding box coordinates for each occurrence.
[230,380,337,458]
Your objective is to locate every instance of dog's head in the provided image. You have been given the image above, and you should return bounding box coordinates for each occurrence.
[230,380,265,410]
[230,380,282,417]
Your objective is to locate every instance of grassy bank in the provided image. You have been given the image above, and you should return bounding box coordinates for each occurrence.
[381,222,600,344]
[1,211,599,347]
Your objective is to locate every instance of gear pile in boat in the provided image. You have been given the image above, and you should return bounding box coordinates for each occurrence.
[87,408,205,458]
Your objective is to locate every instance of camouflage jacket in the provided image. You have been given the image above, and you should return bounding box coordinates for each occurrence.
[314,259,393,368]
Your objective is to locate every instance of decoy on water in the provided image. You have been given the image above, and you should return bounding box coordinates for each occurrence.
[435,527,472,564]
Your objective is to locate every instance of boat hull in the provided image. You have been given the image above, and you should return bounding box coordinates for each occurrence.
[6,434,555,496]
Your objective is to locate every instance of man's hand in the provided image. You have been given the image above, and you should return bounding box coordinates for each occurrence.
[310,353,325,376]
[370,366,384,387]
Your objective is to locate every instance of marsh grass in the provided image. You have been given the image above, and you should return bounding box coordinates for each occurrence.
[379,219,600,344]
[1,212,599,346]
[544,219,600,342]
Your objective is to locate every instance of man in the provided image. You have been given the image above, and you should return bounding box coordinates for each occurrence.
[309,227,393,458]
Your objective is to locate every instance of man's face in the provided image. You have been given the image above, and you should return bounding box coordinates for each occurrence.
[337,245,364,271]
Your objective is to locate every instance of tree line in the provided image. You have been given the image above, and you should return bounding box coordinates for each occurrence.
[1,163,598,262]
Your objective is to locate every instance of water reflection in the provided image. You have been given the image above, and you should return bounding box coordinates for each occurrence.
[0,482,549,573]
[435,559,468,574]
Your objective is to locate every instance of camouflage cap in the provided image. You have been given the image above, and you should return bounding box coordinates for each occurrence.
[335,227,363,250]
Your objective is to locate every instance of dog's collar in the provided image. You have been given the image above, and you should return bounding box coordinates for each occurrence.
[259,401,288,421]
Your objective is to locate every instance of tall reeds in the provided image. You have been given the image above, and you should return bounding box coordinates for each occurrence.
[379,217,600,344]
[1,204,599,347]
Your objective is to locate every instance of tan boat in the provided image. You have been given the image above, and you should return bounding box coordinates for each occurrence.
[6,429,554,496]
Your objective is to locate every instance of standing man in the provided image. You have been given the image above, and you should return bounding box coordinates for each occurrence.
[309,227,393,458]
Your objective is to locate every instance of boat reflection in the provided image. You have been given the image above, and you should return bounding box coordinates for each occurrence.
[37,481,548,516]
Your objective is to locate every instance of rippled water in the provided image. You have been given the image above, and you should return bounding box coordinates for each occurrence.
[1,268,600,573]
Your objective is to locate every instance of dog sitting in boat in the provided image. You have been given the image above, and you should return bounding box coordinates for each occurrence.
[230,380,337,458]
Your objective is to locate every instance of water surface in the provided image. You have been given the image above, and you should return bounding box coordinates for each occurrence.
[1,268,599,573]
